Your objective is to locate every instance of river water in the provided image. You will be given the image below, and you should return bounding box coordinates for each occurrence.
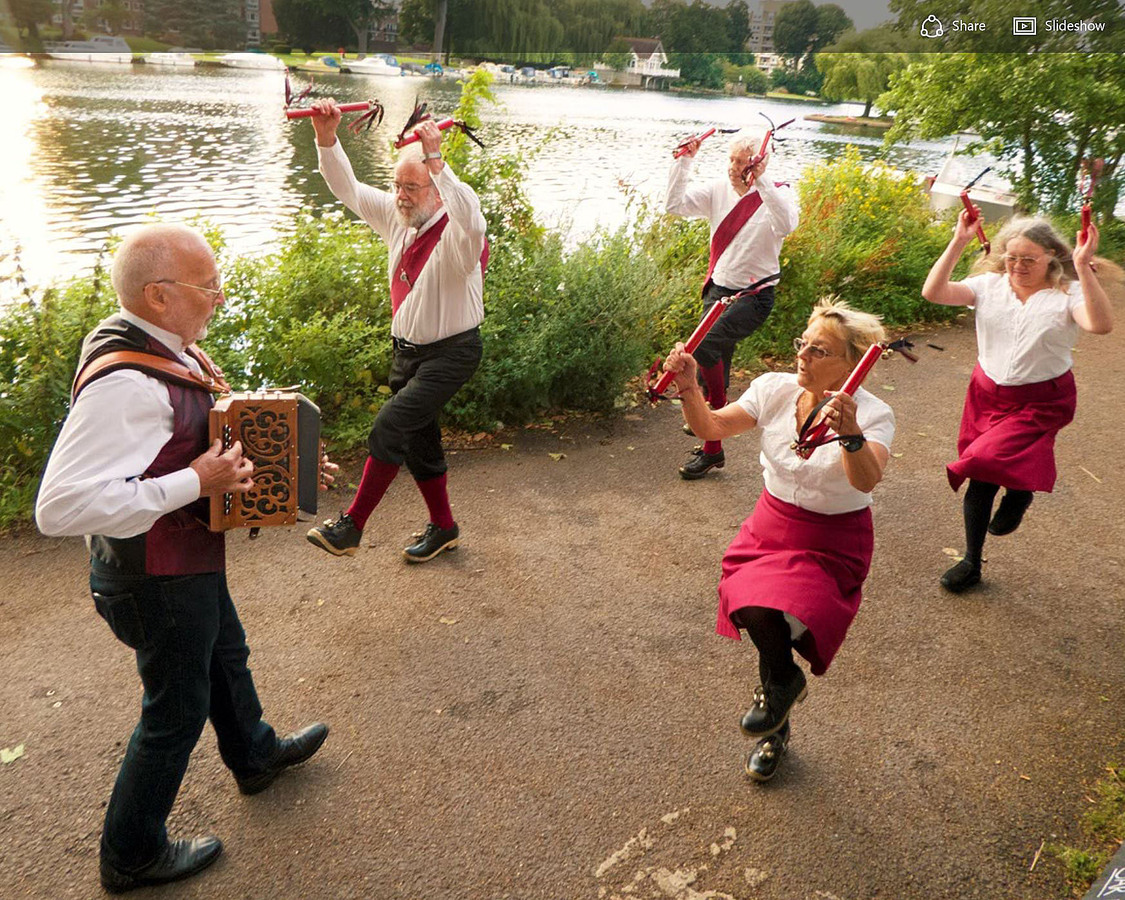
[3,59,983,290]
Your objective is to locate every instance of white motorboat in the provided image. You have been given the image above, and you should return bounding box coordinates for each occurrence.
[145,51,197,67]
[46,35,134,64]
[217,52,287,71]
[926,135,1018,221]
[347,54,402,77]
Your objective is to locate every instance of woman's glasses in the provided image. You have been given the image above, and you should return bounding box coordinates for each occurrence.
[1001,253,1046,267]
[793,337,840,360]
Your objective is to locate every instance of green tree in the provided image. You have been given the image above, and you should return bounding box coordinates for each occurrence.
[774,0,851,66]
[671,52,724,88]
[812,4,851,51]
[772,0,818,62]
[815,27,921,117]
[725,0,750,55]
[81,0,130,34]
[9,0,53,41]
[879,53,1125,217]
[145,0,244,49]
[311,0,394,55]
[602,36,631,71]
[272,0,351,51]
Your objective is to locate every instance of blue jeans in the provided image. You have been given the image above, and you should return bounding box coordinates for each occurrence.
[90,560,277,870]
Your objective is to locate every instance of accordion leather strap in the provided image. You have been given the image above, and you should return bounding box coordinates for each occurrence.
[73,349,232,401]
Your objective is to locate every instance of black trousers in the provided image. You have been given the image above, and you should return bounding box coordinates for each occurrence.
[90,561,277,869]
[368,327,483,481]
[692,282,775,388]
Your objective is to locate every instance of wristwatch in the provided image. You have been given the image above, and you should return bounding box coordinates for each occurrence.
[424,151,443,160]
[840,435,867,453]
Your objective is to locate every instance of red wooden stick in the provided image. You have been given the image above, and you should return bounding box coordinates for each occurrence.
[286,101,372,120]
[394,117,456,148]
[959,191,990,254]
[742,130,773,189]
[672,127,716,159]
[793,343,884,459]
[646,298,731,402]
[1081,205,1092,244]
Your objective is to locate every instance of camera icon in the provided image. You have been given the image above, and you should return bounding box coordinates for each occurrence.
[1012,16,1037,35]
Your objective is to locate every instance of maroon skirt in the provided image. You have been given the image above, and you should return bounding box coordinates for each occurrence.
[947,364,1076,493]
[716,489,874,676]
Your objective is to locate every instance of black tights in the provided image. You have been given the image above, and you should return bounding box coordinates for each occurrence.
[731,606,799,687]
[962,479,1033,567]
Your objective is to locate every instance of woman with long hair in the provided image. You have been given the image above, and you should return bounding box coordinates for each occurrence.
[922,212,1117,592]
[663,297,894,781]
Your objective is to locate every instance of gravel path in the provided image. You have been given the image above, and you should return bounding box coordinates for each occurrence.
[1,318,1121,900]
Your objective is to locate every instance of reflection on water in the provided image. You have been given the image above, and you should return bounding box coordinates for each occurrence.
[6,61,964,289]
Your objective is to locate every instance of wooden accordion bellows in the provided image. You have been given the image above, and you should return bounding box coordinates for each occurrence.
[208,392,321,532]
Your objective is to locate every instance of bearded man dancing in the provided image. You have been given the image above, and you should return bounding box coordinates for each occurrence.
[306,100,487,563]
[665,129,799,479]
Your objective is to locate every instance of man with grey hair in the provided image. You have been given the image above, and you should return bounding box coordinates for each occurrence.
[306,99,488,563]
[36,223,329,893]
[666,128,799,479]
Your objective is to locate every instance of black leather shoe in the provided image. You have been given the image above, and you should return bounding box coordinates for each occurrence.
[236,723,329,796]
[745,719,790,783]
[940,558,982,593]
[100,836,223,893]
[307,513,361,557]
[679,447,724,480]
[682,422,695,437]
[740,668,807,738]
[988,491,1033,536]
[403,523,459,563]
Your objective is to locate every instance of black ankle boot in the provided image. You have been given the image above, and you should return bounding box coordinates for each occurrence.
[940,558,981,593]
[988,491,1033,536]
[740,668,806,738]
[745,719,790,782]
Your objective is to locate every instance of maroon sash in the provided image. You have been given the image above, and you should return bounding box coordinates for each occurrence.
[390,214,490,316]
[703,183,787,294]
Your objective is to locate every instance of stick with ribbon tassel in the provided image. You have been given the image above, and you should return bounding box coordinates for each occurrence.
[282,75,385,134]
[791,340,918,459]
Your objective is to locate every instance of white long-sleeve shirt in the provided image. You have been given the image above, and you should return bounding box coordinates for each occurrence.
[665,156,799,290]
[35,309,203,539]
[317,141,487,345]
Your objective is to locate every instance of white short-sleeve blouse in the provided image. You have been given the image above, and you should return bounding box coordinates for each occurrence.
[734,372,895,515]
[962,272,1085,386]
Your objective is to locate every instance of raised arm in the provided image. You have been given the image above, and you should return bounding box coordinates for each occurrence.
[922,207,980,306]
[665,149,715,219]
[415,121,487,276]
[1070,223,1114,335]
[311,99,396,238]
[744,153,799,237]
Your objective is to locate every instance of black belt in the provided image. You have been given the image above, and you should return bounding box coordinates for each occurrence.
[392,327,480,354]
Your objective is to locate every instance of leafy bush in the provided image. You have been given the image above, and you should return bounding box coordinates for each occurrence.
[770,64,824,95]
[0,266,116,527]
[721,61,769,94]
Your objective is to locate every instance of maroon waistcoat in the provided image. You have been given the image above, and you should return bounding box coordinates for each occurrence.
[76,315,225,576]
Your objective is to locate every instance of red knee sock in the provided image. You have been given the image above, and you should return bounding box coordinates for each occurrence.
[415,472,455,531]
[345,457,400,530]
[700,361,727,455]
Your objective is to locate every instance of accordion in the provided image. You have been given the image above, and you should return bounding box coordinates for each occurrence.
[208,391,321,532]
